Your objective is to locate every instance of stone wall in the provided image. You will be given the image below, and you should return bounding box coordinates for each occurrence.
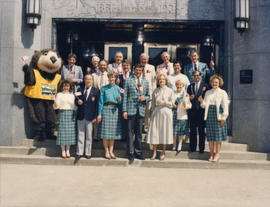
[225,0,270,152]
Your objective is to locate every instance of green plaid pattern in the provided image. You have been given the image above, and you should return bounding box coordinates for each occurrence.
[206,105,228,142]
[122,77,150,117]
[98,105,122,140]
[173,109,188,136]
[56,110,77,146]
[183,62,215,83]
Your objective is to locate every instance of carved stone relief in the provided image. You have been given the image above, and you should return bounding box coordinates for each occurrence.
[43,0,224,20]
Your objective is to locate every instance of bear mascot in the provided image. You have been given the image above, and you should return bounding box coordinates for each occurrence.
[23,49,63,141]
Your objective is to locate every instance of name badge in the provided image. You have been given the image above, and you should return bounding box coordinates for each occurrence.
[92,96,95,102]
[138,86,144,92]
[69,71,75,75]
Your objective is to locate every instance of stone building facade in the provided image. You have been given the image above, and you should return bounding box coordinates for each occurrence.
[0,0,269,152]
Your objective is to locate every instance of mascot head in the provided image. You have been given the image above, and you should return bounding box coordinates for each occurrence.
[30,49,62,74]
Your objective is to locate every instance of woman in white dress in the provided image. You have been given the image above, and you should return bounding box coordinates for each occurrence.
[147,74,175,160]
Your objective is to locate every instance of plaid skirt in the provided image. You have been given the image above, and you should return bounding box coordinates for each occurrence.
[173,109,188,136]
[206,105,228,142]
[57,110,77,146]
[98,105,122,140]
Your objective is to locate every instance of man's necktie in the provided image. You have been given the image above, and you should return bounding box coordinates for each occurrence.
[195,83,198,95]
[84,88,88,100]
[137,77,141,88]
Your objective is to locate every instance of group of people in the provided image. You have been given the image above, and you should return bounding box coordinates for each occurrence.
[55,50,229,163]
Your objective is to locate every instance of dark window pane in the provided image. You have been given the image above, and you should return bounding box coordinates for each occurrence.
[148,48,167,67]
[176,47,196,69]
[109,47,127,63]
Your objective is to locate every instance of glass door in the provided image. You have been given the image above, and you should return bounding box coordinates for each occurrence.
[104,42,132,64]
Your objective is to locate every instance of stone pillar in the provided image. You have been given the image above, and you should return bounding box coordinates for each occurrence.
[225,0,270,152]
[0,0,42,145]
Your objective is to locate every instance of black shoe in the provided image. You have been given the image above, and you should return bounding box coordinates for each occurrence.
[176,149,181,154]
[189,150,196,153]
[74,155,82,164]
[135,155,145,160]
[128,154,134,163]
[85,155,91,159]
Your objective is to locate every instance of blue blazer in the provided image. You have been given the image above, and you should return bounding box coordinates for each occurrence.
[118,72,133,88]
[122,75,150,117]
[183,62,215,84]
[75,86,99,121]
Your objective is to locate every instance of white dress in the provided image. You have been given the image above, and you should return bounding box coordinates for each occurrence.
[146,86,175,144]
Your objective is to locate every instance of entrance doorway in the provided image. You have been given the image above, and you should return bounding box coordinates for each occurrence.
[54,19,223,76]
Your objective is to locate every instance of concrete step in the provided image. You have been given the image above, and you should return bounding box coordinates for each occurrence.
[0,146,269,161]
[20,138,248,151]
[1,154,270,170]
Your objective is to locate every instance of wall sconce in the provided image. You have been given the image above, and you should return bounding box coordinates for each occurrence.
[67,33,79,54]
[234,0,250,34]
[26,0,41,30]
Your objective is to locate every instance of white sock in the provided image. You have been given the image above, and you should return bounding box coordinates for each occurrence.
[177,136,183,151]
[66,145,70,156]
[61,146,66,156]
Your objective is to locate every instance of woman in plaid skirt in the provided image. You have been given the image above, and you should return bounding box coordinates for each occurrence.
[53,80,77,158]
[198,75,230,162]
[172,80,192,153]
[97,72,123,159]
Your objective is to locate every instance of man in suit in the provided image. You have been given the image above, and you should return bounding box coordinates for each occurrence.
[139,53,156,132]
[61,53,84,91]
[156,51,174,76]
[92,59,109,141]
[187,70,209,153]
[122,64,150,162]
[93,59,109,90]
[75,74,99,159]
[118,59,131,88]
[107,51,123,74]
[184,50,215,84]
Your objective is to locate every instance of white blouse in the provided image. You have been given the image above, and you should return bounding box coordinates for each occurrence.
[175,90,192,120]
[54,92,76,110]
[200,88,230,121]
[207,88,219,105]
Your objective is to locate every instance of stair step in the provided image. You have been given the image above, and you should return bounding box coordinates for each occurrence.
[1,154,270,170]
[20,138,248,151]
[0,146,268,160]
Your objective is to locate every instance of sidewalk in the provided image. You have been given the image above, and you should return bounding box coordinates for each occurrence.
[1,164,270,207]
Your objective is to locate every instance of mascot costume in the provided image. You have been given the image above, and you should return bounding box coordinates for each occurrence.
[23,49,62,141]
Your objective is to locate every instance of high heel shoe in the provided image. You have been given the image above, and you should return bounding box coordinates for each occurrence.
[110,152,117,159]
[212,154,220,162]
[159,153,165,160]
[66,152,71,158]
[150,154,157,160]
[208,156,214,162]
[104,152,111,160]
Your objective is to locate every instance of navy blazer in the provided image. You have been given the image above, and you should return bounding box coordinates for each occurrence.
[187,82,209,113]
[118,72,133,88]
[75,86,99,121]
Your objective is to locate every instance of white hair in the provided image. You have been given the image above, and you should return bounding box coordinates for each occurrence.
[92,56,100,62]
[140,53,149,59]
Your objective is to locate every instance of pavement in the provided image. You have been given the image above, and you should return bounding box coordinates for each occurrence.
[1,164,270,207]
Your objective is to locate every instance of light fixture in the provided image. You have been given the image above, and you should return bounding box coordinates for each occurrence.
[67,32,79,54]
[26,0,41,30]
[202,35,214,47]
[234,0,250,34]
